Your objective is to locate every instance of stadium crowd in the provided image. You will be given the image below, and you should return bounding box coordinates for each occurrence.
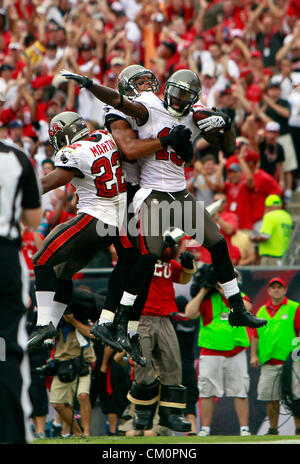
[0,0,295,269]
[1,0,300,440]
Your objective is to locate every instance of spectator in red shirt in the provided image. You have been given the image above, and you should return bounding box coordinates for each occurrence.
[212,192,241,265]
[240,149,283,230]
[239,68,262,106]
[221,157,254,232]
[7,42,26,78]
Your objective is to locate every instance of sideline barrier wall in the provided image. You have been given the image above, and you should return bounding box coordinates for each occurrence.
[29,266,300,436]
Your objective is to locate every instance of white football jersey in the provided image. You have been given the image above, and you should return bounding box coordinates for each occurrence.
[104,105,140,186]
[132,92,200,192]
[54,131,126,228]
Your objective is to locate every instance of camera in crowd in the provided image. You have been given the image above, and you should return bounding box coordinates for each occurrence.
[35,358,57,377]
[35,356,90,383]
[190,264,219,298]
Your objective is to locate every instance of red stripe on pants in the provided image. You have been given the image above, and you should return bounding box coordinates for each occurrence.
[137,208,149,255]
[119,226,134,249]
[36,215,94,266]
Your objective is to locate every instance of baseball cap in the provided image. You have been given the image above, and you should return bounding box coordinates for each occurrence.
[8,42,22,50]
[251,50,262,58]
[265,121,280,132]
[228,163,241,172]
[239,69,252,79]
[268,80,281,88]
[236,136,249,147]
[244,150,260,162]
[151,12,165,22]
[265,194,283,207]
[46,41,57,49]
[268,277,287,288]
[203,67,215,78]
[80,43,93,51]
[111,57,125,66]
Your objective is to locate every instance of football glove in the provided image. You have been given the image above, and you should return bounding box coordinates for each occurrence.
[60,69,93,89]
[196,111,231,133]
[160,125,192,148]
[179,251,195,270]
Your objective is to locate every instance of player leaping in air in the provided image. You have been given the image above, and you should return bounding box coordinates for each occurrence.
[59,66,267,353]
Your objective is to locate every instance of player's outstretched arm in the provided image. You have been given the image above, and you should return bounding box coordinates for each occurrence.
[61,69,148,124]
[41,167,77,194]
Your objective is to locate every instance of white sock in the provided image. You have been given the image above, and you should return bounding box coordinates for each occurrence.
[52,421,62,428]
[128,321,139,337]
[240,426,249,432]
[36,291,55,326]
[98,309,115,325]
[221,278,239,299]
[120,291,137,306]
[51,301,68,328]
[201,426,210,433]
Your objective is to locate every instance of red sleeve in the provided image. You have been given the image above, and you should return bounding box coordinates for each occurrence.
[266,177,283,196]
[171,259,183,283]
[0,107,16,124]
[31,75,54,89]
[199,297,213,324]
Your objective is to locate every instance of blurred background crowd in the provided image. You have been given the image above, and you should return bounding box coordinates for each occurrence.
[1,0,300,270]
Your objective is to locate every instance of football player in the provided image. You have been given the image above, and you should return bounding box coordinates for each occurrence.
[28,110,189,361]
[61,67,267,349]
[27,111,130,349]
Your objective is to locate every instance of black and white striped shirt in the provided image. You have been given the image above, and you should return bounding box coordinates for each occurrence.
[0,139,41,243]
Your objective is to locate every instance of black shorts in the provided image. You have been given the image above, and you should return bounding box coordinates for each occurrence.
[33,213,119,279]
[138,189,223,256]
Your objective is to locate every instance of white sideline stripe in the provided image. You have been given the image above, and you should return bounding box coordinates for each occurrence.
[18,314,34,443]
[18,251,34,443]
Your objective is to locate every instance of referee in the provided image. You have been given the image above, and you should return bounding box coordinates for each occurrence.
[0,139,41,444]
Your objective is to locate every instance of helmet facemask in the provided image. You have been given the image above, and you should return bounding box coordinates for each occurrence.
[118,69,159,98]
[164,81,200,118]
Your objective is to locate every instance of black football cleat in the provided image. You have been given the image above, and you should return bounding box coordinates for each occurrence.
[90,322,123,352]
[114,304,132,352]
[228,294,267,328]
[27,322,58,350]
[129,334,146,367]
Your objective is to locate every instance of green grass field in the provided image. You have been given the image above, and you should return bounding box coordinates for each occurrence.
[32,435,300,444]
